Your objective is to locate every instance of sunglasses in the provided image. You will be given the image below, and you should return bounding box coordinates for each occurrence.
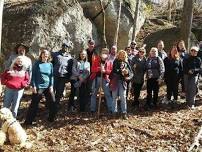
[139,51,145,54]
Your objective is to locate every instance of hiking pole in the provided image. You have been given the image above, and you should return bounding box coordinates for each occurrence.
[97,63,104,119]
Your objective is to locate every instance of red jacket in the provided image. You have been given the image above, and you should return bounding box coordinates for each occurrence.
[1,70,29,89]
[90,55,113,82]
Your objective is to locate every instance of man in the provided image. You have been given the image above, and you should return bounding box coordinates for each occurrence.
[86,39,96,67]
[130,41,138,56]
[5,43,32,79]
[52,43,73,107]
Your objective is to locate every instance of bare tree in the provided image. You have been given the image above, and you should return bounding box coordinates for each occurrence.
[131,0,140,42]
[113,0,122,47]
[0,0,4,54]
[99,0,108,48]
[180,0,194,49]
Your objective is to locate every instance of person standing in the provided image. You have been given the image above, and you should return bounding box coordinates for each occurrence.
[145,47,165,109]
[130,41,139,56]
[164,47,183,106]
[90,48,113,113]
[183,46,202,109]
[86,39,96,67]
[177,40,189,98]
[157,40,167,60]
[131,47,146,109]
[108,45,117,63]
[5,43,32,80]
[110,50,133,119]
[1,56,29,117]
[24,49,57,125]
[52,43,73,107]
[69,50,90,112]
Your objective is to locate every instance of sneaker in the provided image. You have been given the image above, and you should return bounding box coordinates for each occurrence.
[122,113,128,120]
[191,105,195,110]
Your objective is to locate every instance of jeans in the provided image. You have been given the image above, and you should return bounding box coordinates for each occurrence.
[90,77,112,112]
[25,88,57,124]
[3,87,24,117]
[184,74,199,106]
[112,80,127,113]
[54,76,69,104]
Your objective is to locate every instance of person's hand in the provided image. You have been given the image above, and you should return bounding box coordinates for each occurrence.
[188,69,194,74]
[32,87,37,94]
[122,69,128,75]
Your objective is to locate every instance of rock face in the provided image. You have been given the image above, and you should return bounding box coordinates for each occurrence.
[2,0,93,59]
[1,0,147,71]
[79,0,146,49]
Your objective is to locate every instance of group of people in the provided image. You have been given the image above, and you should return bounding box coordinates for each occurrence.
[0,39,202,124]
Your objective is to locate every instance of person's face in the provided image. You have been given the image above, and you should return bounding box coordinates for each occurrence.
[88,42,95,51]
[41,51,50,62]
[190,49,198,56]
[178,42,185,50]
[138,50,145,57]
[80,52,87,60]
[157,42,164,50]
[150,49,157,57]
[126,48,131,55]
[101,51,109,61]
[119,52,126,61]
[15,58,23,66]
[110,48,117,56]
[130,43,136,49]
[62,46,69,53]
[17,46,26,55]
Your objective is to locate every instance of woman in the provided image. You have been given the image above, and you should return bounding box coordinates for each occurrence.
[69,50,90,112]
[110,50,133,119]
[183,46,201,109]
[145,47,165,109]
[157,40,167,60]
[177,40,189,97]
[164,47,183,105]
[24,49,57,125]
[131,47,146,108]
[90,48,113,113]
[1,56,29,117]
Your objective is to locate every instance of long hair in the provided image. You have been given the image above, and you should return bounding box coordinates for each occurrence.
[39,49,52,62]
[169,46,180,60]
[78,50,88,62]
[177,40,186,52]
[117,50,128,62]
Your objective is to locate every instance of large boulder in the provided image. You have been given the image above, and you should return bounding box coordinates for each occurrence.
[2,0,94,59]
[79,0,146,49]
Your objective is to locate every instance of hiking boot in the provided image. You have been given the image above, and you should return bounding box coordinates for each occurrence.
[122,113,128,120]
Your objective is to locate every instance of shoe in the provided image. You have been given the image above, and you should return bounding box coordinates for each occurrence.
[23,121,32,127]
[48,117,55,122]
[122,113,128,120]
[191,105,195,110]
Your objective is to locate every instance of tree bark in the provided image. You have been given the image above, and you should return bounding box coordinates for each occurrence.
[99,0,108,48]
[167,0,172,21]
[0,0,4,54]
[113,0,122,47]
[180,0,194,50]
[131,0,140,42]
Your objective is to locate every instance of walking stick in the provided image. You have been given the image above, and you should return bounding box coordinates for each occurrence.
[97,63,104,119]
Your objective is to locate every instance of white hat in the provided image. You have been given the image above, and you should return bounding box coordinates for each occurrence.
[190,46,199,52]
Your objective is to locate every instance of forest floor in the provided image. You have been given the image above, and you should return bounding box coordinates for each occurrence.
[0,84,202,152]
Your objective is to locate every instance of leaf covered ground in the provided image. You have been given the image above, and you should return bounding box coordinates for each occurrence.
[0,85,202,152]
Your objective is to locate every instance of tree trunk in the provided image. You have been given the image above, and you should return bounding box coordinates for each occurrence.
[99,0,108,48]
[0,0,4,54]
[113,0,122,47]
[180,0,194,50]
[167,0,172,21]
[131,0,140,42]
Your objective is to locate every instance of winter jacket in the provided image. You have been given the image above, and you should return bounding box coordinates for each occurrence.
[1,69,29,89]
[71,58,90,81]
[164,57,183,81]
[52,50,73,78]
[90,54,113,82]
[183,56,202,76]
[158,50,167,60]
[131,55,146,84]
[110,59,133,90]
[145,56,165,79]
[86,48,97,67]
